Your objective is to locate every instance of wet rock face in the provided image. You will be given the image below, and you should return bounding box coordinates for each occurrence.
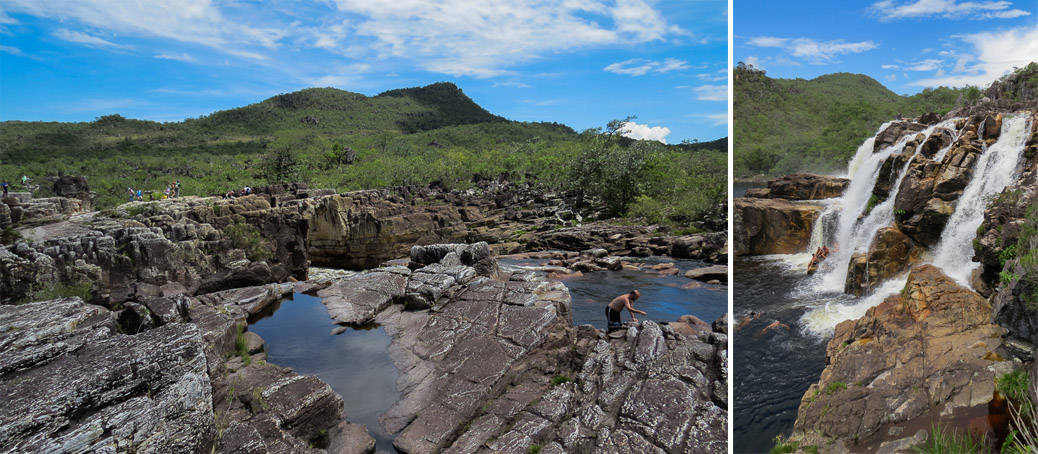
[844,227,921,296]
[734,197,821,255]
[746,173,849,201]
[791,265,1011,450]
[0,298,216,453]
[312,246,727,453]
[874,121,926,153]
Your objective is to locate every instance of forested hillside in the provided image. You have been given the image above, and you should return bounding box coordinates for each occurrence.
[0,82,726,230]
[734,64,965,177]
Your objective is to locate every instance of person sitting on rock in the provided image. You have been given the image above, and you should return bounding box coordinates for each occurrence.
[1,180,8,196]
[605,290,646,332]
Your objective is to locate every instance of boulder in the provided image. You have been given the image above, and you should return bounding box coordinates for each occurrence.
[685,265,728,283]
[789,265,1011,449]
[844,227,921,296]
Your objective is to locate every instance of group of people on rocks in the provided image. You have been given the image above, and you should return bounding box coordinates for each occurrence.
[127,180,182,202]
[222,186,254,199]
[1,175,32,197]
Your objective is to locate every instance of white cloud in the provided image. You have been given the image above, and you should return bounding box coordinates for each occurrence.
[693,84,726,101]
[695,69,726,82]
[914,24,1038,87]
[0,44,21,55]
[881,64,899,69]
[4,0,279,59]
[331,0,688,77]
[747,36,877,63]
[604,57,689,76]
[154,52,196,62]
[687,113,727,127]
[308,62,372,87]
[619,121,670,143]
[906,58,941,71]
[53,28,128,48]
[493,81,531,88]
[744,56,764,69]
[869,0,1031,20]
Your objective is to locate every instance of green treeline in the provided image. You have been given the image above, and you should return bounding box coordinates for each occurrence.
[734,64,965,177]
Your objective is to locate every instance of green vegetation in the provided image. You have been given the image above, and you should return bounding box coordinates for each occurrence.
[734,63,963,177]
[998,369,1031,410]
[225,221,272,262]
[234,323,252,367]
[912,425,986,453]
[825,381,848,394]
[550,375,572,386]
[770,434,799,454]
[21,279,93,303]
[0,83,726,229]
[526,444,542,454]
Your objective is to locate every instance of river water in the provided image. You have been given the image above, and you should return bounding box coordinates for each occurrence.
[500,256,728,327]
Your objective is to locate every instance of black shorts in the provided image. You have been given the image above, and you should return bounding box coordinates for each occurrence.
[605,306,623,330]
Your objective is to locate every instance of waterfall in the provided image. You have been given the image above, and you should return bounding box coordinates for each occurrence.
[931,115,1032,286]
[815,120,957,293]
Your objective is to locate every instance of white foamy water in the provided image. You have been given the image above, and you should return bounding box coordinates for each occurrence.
[931,115,1032,286]
[799,277,907,337]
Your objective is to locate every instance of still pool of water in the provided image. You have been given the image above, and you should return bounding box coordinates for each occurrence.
[500,256,727,329]
[249,293,400,452]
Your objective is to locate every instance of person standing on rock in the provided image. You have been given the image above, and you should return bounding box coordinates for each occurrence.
[605,290,646,332]
[1,180,7,196]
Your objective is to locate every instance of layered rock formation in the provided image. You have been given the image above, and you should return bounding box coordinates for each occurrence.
[789,265,1013,452]
[2,181,724,304]
[744,173,848,201]
[734,197,821,255]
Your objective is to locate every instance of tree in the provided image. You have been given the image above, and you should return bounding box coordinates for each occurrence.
[262,147,301,184]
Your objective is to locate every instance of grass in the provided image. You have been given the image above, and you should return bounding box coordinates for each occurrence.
[526,445,542,454]
[912,425,986,453]
[825,381,848,394]
[234,323,253,367]
[550,375,572,386]
[770,434,799,454]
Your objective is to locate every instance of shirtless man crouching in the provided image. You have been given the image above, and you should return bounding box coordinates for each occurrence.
[606,290,646,332]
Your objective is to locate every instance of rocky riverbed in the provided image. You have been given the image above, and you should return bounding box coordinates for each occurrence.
[1,180,728,453]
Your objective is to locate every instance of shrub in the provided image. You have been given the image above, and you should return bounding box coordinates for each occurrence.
[550,375,572,386]
[225,221,272,262]
[23,279,93,303]
[770,434,798,454]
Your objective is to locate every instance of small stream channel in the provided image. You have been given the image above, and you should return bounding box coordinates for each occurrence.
[248,293,400,452]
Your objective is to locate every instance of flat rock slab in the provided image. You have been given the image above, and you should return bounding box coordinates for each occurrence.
[0,298,215,453]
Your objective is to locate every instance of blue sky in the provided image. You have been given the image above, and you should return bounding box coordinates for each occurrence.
[735,0,1037,94]
[0,0,727,143]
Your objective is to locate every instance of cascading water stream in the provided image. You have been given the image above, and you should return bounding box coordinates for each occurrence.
[815,120,958,293]
[931,115,1032,286]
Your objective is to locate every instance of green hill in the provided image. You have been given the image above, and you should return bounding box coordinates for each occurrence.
[0,82,726,229]
[734,65,964,177]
